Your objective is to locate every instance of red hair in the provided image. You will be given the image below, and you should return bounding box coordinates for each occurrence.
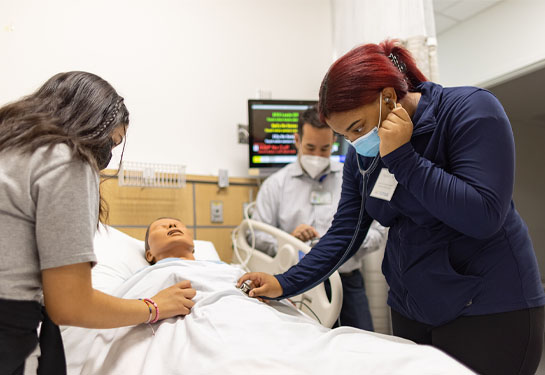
[318,40,428,120]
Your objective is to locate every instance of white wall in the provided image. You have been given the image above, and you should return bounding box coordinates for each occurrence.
[0,0,333,177]
[437,0,545,87]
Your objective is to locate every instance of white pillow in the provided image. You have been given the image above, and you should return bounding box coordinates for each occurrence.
[92,224,221,294]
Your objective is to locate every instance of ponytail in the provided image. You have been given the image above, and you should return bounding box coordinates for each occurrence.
[379,40,428,92]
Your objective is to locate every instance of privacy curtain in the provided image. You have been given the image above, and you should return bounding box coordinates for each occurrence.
[331,0,439,81]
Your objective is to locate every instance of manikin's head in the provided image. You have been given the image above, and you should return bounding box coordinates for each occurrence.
[144,217,195,264]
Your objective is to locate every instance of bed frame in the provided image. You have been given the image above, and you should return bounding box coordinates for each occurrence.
[233,219,343,328]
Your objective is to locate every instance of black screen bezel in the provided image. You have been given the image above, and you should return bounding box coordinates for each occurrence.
[248,99,317,169]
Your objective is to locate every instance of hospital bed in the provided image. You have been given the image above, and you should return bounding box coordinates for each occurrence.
[231,218,343,328]
[60,224,475,375]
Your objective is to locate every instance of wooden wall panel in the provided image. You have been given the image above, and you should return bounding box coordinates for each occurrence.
[115,227,147,241]
[100,172,260,262]
[194,184,258,226]
[195,228,235,263]
[101,177,194,226]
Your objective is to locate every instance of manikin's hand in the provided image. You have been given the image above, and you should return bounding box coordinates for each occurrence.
[291,224,319,242]
[151,280,196,320]
[237,272,283,299]
[378,102,414,157]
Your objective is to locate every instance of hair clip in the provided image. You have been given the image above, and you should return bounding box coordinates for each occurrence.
[81,97,124,140]
[388,53,406,74]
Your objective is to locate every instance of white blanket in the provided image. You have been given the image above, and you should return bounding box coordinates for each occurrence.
[62,260,474,375]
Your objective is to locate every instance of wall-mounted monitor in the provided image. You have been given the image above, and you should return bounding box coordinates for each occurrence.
[248,99,348,176]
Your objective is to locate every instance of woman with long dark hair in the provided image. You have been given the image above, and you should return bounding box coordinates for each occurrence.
[0,71,196,375]
[238,41,545,375]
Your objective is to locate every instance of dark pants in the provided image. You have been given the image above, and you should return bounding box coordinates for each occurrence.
[391,306,545,375]
[333,270,374,331]
[0,299,66,375]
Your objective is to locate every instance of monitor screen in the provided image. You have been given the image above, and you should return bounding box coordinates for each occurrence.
[248,99,348,171]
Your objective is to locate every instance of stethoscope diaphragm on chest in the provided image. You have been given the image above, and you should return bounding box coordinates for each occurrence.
[239,280,253,295]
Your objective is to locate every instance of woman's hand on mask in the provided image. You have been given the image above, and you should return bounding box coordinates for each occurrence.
[378,103,413,157]
[237,272,283,299]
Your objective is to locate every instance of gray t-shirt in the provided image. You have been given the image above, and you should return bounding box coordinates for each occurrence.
[0,143,98,301]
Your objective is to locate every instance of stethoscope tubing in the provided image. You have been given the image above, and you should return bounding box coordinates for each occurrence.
[280,154,380,299]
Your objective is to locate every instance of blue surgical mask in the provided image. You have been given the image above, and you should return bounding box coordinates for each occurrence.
[348,92,392,157]
[349,126,380,157]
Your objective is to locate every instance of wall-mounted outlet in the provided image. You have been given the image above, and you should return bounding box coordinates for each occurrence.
[218,169,229,188]
[237,124,249,144]
[210,200,223,223]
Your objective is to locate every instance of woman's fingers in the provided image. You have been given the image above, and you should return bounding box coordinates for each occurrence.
[249,283,271,298]
[237,272,257,287]
[237,272,283,298]
[182,298,195,309]
[378,103,414,156]
[180,287,196,299]
[175,280,192,289]
[151,280,199,319]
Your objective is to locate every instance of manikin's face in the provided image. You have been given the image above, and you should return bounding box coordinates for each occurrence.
[146,218,195,263]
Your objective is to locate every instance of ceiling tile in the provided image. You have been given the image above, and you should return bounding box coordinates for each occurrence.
[432,0,461,13]
[443,0,502,21]
[434,13,459,34]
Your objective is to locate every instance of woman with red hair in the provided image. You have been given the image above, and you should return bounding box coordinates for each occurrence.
[239,40,545,375]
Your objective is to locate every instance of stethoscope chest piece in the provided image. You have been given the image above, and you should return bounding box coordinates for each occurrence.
[239,280,253,295]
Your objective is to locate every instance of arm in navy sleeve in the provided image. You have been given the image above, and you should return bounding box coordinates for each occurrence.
[382,90,514,239]
[275,149,373,298]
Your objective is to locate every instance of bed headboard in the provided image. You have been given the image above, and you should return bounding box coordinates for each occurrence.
[100,171,259,263]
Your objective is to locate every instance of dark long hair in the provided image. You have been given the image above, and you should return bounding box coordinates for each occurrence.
[318,39,428,120]
[0,71,130,224]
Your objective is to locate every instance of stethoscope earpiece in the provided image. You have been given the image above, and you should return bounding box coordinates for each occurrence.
[384,97,396,108]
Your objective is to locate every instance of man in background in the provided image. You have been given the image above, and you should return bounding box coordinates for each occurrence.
[251,106,387,330]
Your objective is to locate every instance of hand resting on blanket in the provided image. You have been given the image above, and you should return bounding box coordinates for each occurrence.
[42,217,198,329]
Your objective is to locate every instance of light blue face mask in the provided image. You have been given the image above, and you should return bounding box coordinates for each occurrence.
[348,92,392,157]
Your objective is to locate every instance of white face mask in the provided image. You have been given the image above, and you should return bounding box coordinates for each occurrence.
[299,155,330,179]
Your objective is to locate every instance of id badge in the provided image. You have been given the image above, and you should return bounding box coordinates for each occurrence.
[310,191,332,205]
[369,168,398,201]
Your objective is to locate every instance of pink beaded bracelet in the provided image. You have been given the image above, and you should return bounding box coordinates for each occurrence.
[139,299,153,324]
[144,298,159,324]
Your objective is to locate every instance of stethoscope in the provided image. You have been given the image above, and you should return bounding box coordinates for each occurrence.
[282,153,380,298]
[320,95,392,277]
[281,95,393,298]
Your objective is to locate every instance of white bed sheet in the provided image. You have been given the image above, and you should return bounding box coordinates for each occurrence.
[62,260,474,375]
